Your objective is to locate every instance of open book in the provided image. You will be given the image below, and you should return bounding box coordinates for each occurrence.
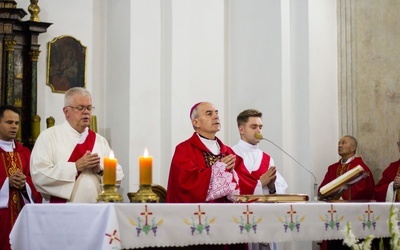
[235,194,309,203]
[318,165,369,200]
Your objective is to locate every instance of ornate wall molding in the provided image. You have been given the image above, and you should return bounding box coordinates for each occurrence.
[338,0,357,137]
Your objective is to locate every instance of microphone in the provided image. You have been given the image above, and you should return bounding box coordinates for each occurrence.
[254,132,318,200]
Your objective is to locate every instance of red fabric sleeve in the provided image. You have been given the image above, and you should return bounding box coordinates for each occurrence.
[374,161,399,202]
[166,142,212,203]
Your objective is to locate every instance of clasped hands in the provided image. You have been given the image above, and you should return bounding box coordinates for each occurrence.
[220,154,236,171]
[260,166,277,191]
[75,151,101,174]
[9,171,26,189]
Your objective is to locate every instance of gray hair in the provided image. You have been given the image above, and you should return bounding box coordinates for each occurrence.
[64,87,91,106]
[343,135,358,153]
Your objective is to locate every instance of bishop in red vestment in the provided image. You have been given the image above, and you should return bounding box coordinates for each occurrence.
[167,102,240,204]
[166,102,244,250]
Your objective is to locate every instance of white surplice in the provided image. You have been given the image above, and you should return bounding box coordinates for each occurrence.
[233,139,288,250]
[30,121,124,203]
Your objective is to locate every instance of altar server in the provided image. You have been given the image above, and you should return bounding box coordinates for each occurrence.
[232,109,287,250]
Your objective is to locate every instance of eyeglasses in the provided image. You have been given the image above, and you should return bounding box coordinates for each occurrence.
[67,105,95,111]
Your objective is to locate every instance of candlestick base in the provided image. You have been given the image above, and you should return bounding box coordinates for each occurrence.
[97,184,124,203]
[127,185,160,203]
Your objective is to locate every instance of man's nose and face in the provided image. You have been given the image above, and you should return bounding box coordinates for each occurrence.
[239,116,263,146]
[0,110,20,141]
[192,102,221,138]
[338,136,355,157]
[64,94,93,133]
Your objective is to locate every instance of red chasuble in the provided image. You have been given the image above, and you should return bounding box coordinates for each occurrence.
[235,153,270,195]
[50,130,96,203]
[0,142,42,250]
[318,157,375,201]
[374,159,400,202]
[166,133,240,203]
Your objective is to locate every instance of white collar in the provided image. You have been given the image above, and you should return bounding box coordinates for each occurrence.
[197,133,220,155]
[64,121,89,144]
[237,139,259,151]
[341,155,355,164]
[0,139,15,152]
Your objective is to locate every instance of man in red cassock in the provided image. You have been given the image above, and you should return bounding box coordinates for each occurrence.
[166,102,240,203]
[0,105,42,250]
[318,135,374,201]
[318,135,375,250]
[375,140,400,202]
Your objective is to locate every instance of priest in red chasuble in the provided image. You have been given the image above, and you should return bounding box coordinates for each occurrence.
[318,135,374,201]
[166,102,240,203]
[318,135,375,250]
[375,140,400,202]
[0,105,42,250]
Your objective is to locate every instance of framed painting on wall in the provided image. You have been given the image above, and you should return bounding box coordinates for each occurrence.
[46,35,86,93]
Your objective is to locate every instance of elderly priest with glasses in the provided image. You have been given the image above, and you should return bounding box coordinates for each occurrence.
[30,87,124,203]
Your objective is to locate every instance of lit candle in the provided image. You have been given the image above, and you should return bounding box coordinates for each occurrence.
[139,148,152,185]
[103,150,117,185]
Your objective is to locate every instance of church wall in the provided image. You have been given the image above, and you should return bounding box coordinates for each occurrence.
[354,0,400,183]
[18,0,100,130]
[17,0,338,209]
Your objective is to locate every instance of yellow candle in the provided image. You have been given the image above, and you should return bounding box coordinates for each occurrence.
[103,150,117,185]
[139,148,152,185]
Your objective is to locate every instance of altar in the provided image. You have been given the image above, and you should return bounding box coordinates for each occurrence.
[10,202,398,250]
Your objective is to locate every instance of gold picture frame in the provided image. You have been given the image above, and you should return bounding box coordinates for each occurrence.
[46,35,86,93]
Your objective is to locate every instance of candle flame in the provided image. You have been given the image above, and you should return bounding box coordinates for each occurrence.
[109,150,115,159]
[143,148,149,158]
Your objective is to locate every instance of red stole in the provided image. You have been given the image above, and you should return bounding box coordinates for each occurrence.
[236,153,271,195]
[1,152,24,226]
[50,130,96,203]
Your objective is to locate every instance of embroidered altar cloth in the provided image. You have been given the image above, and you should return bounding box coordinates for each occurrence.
[10,202,398,250]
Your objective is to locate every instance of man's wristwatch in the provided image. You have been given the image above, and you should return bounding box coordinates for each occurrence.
[96,169,104,176]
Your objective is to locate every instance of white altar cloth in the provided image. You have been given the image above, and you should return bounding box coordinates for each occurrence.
[10,202,399,250]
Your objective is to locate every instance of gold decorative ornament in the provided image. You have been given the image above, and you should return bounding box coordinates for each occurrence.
[97,184,124,203]
[31,114,41,141]
[128,185,160,203]
[46,116,55,128]
[89,115,97,133]
[28,0,40,22]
